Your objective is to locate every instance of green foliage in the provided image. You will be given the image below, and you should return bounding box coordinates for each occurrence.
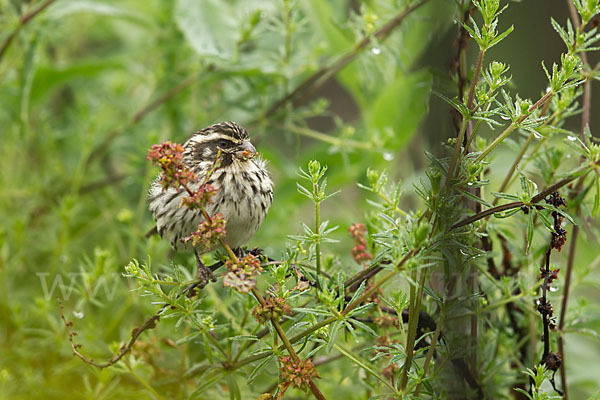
[2,0,600,399]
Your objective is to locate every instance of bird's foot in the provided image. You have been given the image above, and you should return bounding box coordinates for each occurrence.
[185,251,218,297]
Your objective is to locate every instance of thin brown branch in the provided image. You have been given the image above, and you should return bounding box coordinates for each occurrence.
[0,0,57,62]
[467,49,485,110]
[451,170,590,231]
[59,298,164,369]
[558,2,595,394]
[263,0,428,118]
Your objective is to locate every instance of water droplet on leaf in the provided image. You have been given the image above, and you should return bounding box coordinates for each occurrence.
[73,311,84,319]
[371,47,381,55]
[383,152,394,161]
[567,135,577,141]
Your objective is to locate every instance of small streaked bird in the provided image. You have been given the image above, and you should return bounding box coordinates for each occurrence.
[148,121,273,287]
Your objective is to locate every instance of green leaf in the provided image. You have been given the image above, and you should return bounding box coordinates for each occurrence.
[348,281,366,306]
[225,374,241,400]
[551,18,574,51]
[538,204,576,225]
[526,209,534,253]
[350,319,378,337]
[247,355,274,384]
[203,333,214,364]
[491,192,521,201]
[594,176,599,216]
[434,92,469,118]
[326,320,342,353]
[537,209,556,233]
[228,335,259,342]
[487,25,514,49]
[175,0,238,59]
[458,189,493,208]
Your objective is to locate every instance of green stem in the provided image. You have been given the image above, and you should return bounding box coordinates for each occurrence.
[493,131,535,205]
[474,122,517,163]
[333,342,399,394]
[445,118,469,191]
[475,90,554,164]
[250,288,326,400]
[414,306,446,396]
[467,50,485,110]
[314,194,322,280]
[399,268,427,391]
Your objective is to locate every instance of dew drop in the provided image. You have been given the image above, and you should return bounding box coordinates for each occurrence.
[549,286,558,292]
[500,115,510,120]
[566,154,571,159]
[467,182,474,186]
[371,47,381,55]
[567,135,577,141]
[73,311,84,319]
[383,152,394,161]
[533,131,543,139]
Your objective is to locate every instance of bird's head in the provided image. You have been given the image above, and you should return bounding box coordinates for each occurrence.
[187,121,258,166]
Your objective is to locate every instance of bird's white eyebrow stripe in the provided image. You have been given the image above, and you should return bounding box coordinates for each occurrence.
[185,132,241,148]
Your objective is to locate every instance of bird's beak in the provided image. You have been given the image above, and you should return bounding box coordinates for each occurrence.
[237,140,257,157]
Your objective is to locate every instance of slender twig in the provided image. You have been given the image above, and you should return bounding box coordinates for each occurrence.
[492,98,555,205]
[451,169,593,231]
[399,268,426,391]
[475,90,554,164]
[467,49,485,110]
[262,0,428,118]
[314,182,322,281]
[557,4,594,396]
[59,298,163,369]
[333,342,399,394]
[0,0,57,62]
[414,307,445,396]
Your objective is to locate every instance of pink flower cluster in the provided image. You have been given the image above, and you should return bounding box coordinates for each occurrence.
[349,223,372,264]
[278,356,320,390]
[147,141,197,190]
[180,184,218,209]
[252,295,293,324]
[184,213,226,251]
[223,254,264,293]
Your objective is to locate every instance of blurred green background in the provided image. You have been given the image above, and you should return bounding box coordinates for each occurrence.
[1,0,599,399]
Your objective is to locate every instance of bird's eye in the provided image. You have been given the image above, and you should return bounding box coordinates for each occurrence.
[216,139,233,148]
